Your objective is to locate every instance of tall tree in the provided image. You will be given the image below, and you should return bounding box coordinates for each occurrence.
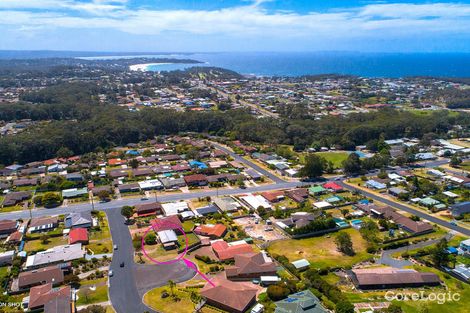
[342,153,362,176]
[300,154,325,178]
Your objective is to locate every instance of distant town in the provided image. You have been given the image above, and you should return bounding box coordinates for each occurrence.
[0,57,469,313]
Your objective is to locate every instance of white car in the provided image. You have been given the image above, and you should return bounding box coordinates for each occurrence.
[108,270,113,277]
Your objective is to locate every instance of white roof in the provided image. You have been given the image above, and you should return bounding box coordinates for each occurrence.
[157,230,178,244]
[138,179,163,189]
[161,201,189,216]
[291,259,310,269]
[443,191,459,198]
[25,244,84,268]
[313,201,331,209]
[240,194,271,210]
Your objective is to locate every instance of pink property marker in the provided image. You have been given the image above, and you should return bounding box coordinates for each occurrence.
[141,219,216,287]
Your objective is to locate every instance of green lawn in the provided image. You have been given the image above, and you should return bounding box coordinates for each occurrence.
[24,236,69,252]
[178,233,200,248]
[87,212,113,254]
[315,151,350,168]
[267,228,373,269]
[76,278,109,306]
[143,286,196,313]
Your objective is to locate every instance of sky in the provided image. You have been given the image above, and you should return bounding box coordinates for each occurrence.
[1,0,470,52]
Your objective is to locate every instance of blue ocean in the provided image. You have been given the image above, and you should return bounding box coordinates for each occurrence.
[85,52,470,78]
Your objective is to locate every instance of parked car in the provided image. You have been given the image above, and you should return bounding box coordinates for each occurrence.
[108,270,113,277]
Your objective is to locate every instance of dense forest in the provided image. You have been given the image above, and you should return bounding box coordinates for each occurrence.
[0,81,469,164]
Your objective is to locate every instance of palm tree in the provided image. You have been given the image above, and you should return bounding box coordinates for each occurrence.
[168,279,176,297]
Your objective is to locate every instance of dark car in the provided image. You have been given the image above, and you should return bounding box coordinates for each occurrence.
[120,262,125,267]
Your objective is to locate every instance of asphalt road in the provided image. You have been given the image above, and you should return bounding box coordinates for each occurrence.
[0,181,301,221]
[106,209,195,313]
[211,142,286,184]
[338,181,470,237]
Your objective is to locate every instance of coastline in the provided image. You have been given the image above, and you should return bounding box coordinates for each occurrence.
[129,63,172,71]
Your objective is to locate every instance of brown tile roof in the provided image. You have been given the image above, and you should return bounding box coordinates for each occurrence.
[226,252,277,278]
[18,266,64,289]
[184,174,208,184]
[0,220,17,233]
[135,202,162,214]
[28,283,70,310]
[352,268,440,287]
[200,278,257,313]
[29,216,58,228]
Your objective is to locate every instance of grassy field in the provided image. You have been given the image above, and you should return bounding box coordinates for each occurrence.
[143,286,196,313]
[76,278,109,306]
[267,228,373,269]
[87,212,113,254]
[315,151,350,168]
[459,161,470,172]
[24,236,69,252]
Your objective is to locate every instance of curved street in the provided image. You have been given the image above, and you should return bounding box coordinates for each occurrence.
[106,208,195,313]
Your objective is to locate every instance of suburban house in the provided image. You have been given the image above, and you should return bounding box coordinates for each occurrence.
[274,290,328,313]
[200,278,258,313]
[194,224,227,239]
[211,240,254,261]
[213,197,241,212]
[3,191,32,206]
[61,187,88,199]
[157,230,179,250]
[12,178,38,187]
[285,188,309,203]
[291,259,310,271]
[184,174,208,186]
[151,215,183,234]
[64,212,92,229]
[16,266,64,291]
[161,201,190,216]
[0,220,18,238]
[135,202,163,217]
[28,216,59,233]
[450,201,470,217]
[117,183,140,193]
[349,267,440,290]
[159,177,186,189]
[261,191,285,203]
[355,204,433,235]
[322,182,343,192]
[240,194,271,211]
[25,244,85,269]
[68,228,89,245]
[26,283,71,313]
[65,172,84,182]
[195,204,220,216]
[0,250,15,266]
[225,252,277,280]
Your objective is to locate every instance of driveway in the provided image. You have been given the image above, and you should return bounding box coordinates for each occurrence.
[377,234,453,268]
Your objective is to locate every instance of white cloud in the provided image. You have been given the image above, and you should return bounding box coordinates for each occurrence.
[0,2,469,40]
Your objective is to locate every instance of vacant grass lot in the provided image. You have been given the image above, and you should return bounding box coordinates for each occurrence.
[24,236,68,252]
[144,286,195,313]
[315,151,350,168]
[267,228,372,269]
[76,278,109,306]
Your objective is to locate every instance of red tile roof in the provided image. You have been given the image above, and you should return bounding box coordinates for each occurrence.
[211,240,254,261]
[194,224,227,238]
[151,215,182,232]
[68,228,88,244]
[323,182,343,191]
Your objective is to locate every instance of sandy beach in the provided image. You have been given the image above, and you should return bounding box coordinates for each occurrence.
[129,63,172,71]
